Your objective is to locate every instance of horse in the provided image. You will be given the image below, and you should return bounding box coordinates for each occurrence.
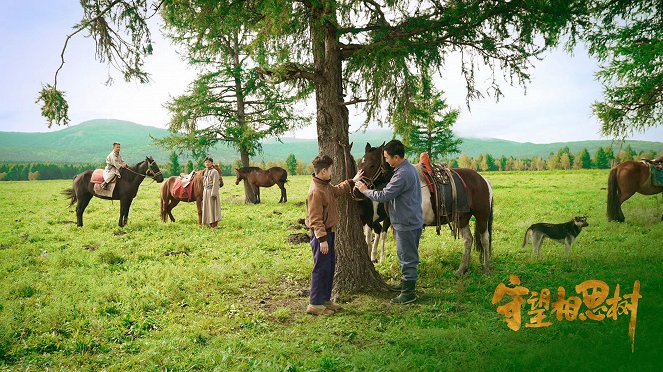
[342,142,392,263]
[357,143,494,275]
[607,160,663,222]
[160,165,224,224]
[234,166,288,203]
[63,157,164,227]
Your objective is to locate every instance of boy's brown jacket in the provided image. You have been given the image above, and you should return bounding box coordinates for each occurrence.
[305,176,354,242]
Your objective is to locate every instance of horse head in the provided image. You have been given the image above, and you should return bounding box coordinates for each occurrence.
[234,168,244,185]
[358,142,391,187]
[145,156,165,183]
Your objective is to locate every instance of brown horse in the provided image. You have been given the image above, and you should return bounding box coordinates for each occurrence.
[234,166,288,203]
[358,143,494,275]
[607,160,663,222]
[63,157,164,227]
[160,165,223,224]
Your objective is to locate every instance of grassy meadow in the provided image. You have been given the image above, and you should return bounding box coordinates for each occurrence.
[0,170,662,370]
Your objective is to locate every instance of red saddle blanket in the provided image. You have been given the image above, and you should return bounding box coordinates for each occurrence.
[91,169,105,184]
[172,177,194,200]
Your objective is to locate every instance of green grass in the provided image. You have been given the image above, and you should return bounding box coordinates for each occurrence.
[0,170,661,370]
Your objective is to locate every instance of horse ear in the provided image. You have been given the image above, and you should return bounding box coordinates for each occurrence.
[365,142,371,153]
[348,142,353,151]
[380,141,385,147]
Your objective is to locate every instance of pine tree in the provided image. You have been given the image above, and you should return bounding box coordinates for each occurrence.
[169,152,181,177]
[594,147,610,169]
[285,154,297,176]
[578,149,592,169]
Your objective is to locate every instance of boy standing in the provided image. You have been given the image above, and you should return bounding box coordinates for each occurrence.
[305,155,363,315]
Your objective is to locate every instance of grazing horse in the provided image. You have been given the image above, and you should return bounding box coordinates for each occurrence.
[607,160,663,222]
[234,166,288,203]
[160,165,223,224]
[357,143,494,275]
[63,157,164,227]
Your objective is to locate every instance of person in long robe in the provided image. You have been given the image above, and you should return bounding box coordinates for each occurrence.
[102,142,128,189]
[201,157,222,228]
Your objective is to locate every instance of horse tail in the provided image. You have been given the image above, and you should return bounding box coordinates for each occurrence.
[607,167,622,222]
[160,181,169,222]
[62,188,76,207]
[474,180,494,258]
[279,169,288,184]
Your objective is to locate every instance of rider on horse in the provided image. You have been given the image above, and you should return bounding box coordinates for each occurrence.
[102,142,128,190]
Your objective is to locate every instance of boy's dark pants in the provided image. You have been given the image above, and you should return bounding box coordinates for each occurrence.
[310,230,335,305]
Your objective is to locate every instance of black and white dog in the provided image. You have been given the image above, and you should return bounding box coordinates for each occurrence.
[522,216,589,260]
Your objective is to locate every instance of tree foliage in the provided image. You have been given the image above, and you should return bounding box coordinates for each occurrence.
[582,0,663,139]
[395,75,462,162]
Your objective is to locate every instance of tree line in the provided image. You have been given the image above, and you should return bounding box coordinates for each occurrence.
[4,145,660,181]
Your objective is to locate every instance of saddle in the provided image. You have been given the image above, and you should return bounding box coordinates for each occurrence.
[90,169,116,197]
[420,152,471,237]
[172,171,196,201]
[640,159,663,187]
[91,169,107,184]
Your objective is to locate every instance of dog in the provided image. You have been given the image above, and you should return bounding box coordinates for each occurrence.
[522,216,589,260]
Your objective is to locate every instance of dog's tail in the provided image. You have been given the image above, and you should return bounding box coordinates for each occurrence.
[607,167,623,222]
[521,228,531,250]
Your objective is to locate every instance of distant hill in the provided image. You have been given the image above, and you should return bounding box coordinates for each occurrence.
[0,119,661,163]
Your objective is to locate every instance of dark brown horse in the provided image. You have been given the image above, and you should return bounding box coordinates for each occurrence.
[160,165,223,224]
[358,143,494,275]
[234,166,288,203]
[63,157,164,227]
[607,160,663,222]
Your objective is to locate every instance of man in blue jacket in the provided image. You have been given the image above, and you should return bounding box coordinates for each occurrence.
[356,139,423,304]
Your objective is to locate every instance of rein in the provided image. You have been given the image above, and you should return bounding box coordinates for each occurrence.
[124,161,162,181]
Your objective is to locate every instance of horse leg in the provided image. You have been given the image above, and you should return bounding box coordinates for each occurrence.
[76,193,93,227]
[119,198,133,227]
[364,225,374,259]
[196,199,203,225]
[479,228,491,274]
[167,199,180,223]
[618,191,635,222]
[371,225,382,263]
[455,226,473,277]
[278,183,287,203]
[379,230,388,263]
[255,186,261,204]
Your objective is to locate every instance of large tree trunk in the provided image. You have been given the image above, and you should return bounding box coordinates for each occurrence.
[239,150,258,204]
[312,3,387,297]
[233,32,258,204]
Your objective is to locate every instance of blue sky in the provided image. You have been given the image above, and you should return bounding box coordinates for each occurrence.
[1,0,662,144]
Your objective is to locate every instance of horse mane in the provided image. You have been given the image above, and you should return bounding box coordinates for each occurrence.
[238,166,261,173]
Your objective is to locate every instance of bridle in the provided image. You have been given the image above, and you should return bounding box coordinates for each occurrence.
[351,156,388,201]
[125,159,162,180]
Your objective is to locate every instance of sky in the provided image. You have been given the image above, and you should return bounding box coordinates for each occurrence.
[1,0,662,144]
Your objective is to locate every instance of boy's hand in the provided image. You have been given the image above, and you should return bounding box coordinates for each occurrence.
[352,169,364,183]
[355,180,368,192]
[320,241,329,254]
